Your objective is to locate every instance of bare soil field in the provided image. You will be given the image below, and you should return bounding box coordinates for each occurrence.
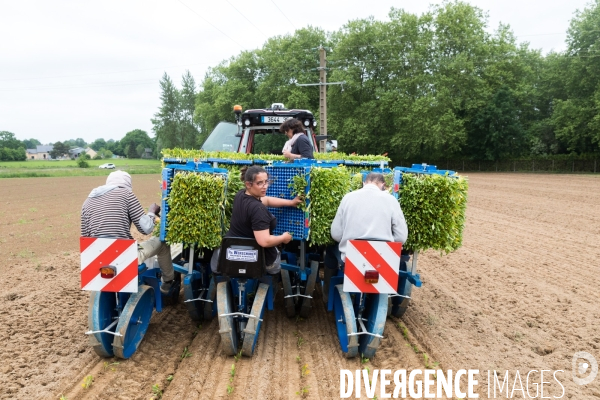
[1,173,599,399]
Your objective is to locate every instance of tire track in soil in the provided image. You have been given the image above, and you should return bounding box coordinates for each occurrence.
[237,293,289,400]
[305,288,353,399]
[162,319,222,399]
[61,297,197,400]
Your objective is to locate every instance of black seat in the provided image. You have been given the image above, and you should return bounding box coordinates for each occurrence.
[217,237,266,279]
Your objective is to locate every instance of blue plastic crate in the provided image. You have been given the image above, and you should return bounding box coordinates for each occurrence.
[159,163,229,242]
[265,164,311,240]
[207,158,252,167]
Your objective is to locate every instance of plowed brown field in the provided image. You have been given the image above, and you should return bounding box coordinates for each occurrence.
[1,173,599,399]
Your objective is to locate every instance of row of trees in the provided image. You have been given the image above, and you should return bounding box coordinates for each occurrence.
[151,71,201,153]
[170,0,600,162]
[0,129,156,161]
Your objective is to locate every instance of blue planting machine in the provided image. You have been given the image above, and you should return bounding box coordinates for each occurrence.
[84,158,457,360]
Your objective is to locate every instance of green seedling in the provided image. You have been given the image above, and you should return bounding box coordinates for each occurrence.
[166,375,174,382]
[296,355,301,363]
[180,346,192,359]
[103,361,120,371]
[301,363,310,378]
[151,383,163,399]
[59,395,67,400]
[361,355,370,364]
[227,384,234,395]
[296,385,310,397]
[398,322,409,340]
[230,363,236,378]
[81,375,93,389]
[234,350,242,362]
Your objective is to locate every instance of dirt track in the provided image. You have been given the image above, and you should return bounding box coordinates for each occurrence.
[1,173,599,399]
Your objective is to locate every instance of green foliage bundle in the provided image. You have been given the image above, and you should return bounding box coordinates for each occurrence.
[223,169,244,232]
[304,166,353,246]
[400,174,468,253]
[165,172,226,248]
[161,148,389,165]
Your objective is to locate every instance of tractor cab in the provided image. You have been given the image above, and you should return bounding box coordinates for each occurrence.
[201,103,320,155]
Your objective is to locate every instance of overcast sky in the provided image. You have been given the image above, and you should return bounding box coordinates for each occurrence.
[0,0,592,145]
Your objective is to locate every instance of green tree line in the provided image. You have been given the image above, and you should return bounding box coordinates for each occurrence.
[0,129,155,161]
[151,0,600,163]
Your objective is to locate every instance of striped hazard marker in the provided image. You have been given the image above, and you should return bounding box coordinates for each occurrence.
[80,237,139,293]
[343,240,402,294]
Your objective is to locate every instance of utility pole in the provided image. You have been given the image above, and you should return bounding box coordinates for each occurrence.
[319,46,327,136]
[297,46,345,139]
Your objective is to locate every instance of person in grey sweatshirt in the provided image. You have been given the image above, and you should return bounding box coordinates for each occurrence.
[322,172,408,302]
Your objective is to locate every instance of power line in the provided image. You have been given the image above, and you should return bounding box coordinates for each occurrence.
[176,0,246,50]
[223,0,269,39]
[269,0,296,30]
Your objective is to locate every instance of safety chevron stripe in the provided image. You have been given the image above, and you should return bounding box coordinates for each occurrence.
[80,237,138,293]
[343,240,401,294]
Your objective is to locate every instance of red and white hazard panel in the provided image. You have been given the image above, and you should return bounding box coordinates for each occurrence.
[80,237,138,293]
[343,240,402,294]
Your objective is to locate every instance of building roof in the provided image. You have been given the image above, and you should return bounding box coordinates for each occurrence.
[27,145,53,154]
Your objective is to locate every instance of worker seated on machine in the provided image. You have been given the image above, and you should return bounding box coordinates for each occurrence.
[81,170,175,294]
[322,172,408,301]
[211,166,302,275]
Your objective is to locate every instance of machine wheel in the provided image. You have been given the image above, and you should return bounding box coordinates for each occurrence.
[88,291,120,357]
[299,261,319,318]
[112,285,154,359]
[333,285,358,358]
[216,281,238,356]
[203,276,217,320]
[241,283,268,356]
[359,293,388,359]
[391,261,412,318]
[280,269,296,318]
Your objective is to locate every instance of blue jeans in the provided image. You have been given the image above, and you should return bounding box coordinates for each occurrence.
[324,243,344,270]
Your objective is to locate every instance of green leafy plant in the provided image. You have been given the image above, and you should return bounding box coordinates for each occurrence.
[296,385,310,397]
[180,346,192,359]
[361,355,370,364]
[301,363,310,377]
[166,375,174,382]
[306,166,352,245]
[234,350,242,362]
[400,173,468,252]
[165,172,226,248]
[151,383,163,399]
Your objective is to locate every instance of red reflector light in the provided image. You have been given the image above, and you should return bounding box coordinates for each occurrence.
[100,266,117,279]
[364,270,379,284]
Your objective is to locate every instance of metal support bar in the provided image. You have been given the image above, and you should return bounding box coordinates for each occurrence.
[348,317,384,339]
[219,312,263,321]
[85,319,123,337]
[284,294,313,299]
[296,81,346,86]
[388,293,411,299]
[188,244,195,275]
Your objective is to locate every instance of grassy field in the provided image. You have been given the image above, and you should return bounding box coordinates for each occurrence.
[0,158,161,178]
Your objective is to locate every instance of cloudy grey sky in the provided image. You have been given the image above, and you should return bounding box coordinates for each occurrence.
[0,0,592,145]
